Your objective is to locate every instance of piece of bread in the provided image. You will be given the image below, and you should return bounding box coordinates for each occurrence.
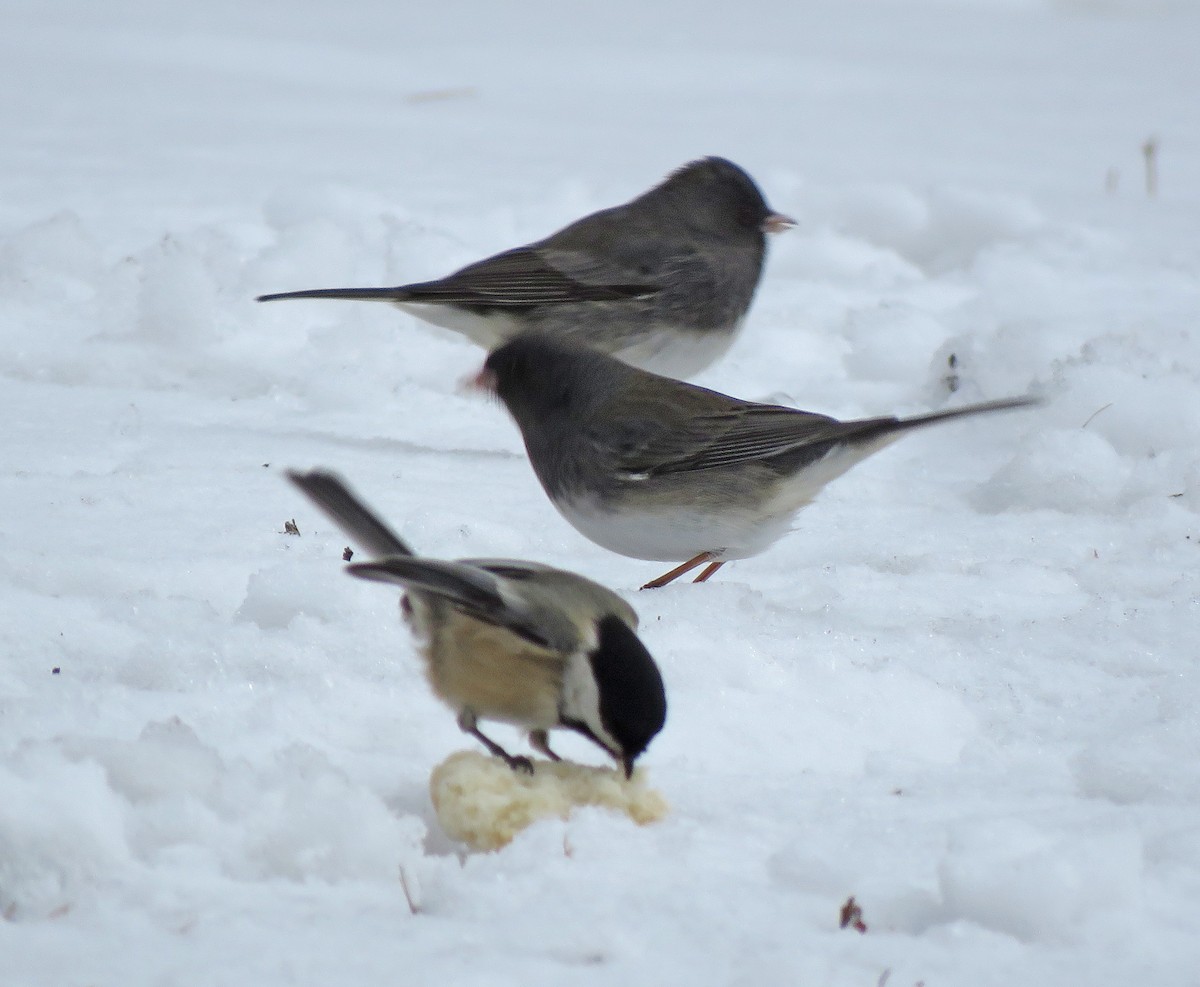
[429,751,669,851]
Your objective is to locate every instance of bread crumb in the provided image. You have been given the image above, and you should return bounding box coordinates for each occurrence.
[429,750,668,851]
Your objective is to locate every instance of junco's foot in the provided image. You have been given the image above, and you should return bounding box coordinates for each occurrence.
[475,336,1039,588]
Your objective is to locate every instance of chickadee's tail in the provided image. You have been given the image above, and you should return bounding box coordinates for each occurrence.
[286,469,415,558]
[258,286,414,303]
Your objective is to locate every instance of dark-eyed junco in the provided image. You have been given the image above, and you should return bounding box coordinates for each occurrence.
[287,468,666,776]
[258,157,793,378]
[475,337,1039,589]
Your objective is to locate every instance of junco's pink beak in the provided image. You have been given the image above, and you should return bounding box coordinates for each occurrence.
[462,365,497,395]
[762,212,796,235]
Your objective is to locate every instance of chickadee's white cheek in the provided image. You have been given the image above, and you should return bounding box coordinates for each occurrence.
[562,648,619,756]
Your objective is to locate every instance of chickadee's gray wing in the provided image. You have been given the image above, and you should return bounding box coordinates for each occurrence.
[403,246,660,307]
[348,557,561,649]
[287,469,413,557]
[469,559,640,633]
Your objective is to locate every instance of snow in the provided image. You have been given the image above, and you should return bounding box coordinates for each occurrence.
[2,0,1199,983]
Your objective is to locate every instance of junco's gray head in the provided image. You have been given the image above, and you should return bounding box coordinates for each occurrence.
[644,156,792,236]
[287,468,666,776]
[258,157,794,379]
[478,336,1039,589]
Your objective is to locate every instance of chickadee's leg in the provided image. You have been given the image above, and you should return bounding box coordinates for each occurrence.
[641,551,717,590]
[456,709,534,774]
[693,561,725,583]
[528,729,562,762]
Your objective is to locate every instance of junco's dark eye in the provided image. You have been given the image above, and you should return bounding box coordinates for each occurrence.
[547,384,572,411]
[741,203,767,229]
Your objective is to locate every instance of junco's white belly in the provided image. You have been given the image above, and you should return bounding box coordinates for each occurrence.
[396,301,517,349]
[553,441,891,563]
[399,302,739,379]
[553,494,795,562]
[615,319,742,379]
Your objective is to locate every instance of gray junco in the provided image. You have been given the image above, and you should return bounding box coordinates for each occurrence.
[287,468,666,776]
[258,157,793,378]
[476,337,1039,589]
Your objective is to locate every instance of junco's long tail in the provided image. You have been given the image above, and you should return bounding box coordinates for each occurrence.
[842,394,1041,446]
[259,286,414,303]
[259,277,652,306]
[286,469,415,558]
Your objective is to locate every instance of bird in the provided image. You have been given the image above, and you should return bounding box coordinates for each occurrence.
[286,468,666,777]
[257,157,794,379]
[475,336,1039,589]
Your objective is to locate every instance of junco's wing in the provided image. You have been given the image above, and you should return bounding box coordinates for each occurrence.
[614,404,845,476]
[606,395,1039,477]
[348,557,557,648]
[258,246,660,307]
[287,469,413,557]
[406,246,661,306]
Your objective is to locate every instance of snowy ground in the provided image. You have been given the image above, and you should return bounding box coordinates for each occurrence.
[3,0,1199,983]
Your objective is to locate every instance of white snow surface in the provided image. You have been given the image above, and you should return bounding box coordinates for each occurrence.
[3,0,1199,984]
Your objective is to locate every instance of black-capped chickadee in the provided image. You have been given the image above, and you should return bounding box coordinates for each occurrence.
[258,157,793,379]
[475,336,1039,589]
[287,469,666,776]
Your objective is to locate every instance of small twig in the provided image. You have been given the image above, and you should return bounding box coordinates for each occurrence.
[943,352,960,394]
[1142,137,1158,197]
[283,518,300,536]
[1081,403,1113,429]
[399,865,421,915]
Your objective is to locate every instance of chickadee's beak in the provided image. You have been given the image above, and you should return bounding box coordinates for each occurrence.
[762,212,796,235]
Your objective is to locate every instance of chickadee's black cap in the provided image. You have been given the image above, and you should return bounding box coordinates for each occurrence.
[590,614,667,775]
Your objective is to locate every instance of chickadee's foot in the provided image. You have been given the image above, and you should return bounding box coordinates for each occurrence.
[479,739,534,774]
[505,754,536,775]
[528,729,562,762]
[641,551,718,590]
[459,710,532,772]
